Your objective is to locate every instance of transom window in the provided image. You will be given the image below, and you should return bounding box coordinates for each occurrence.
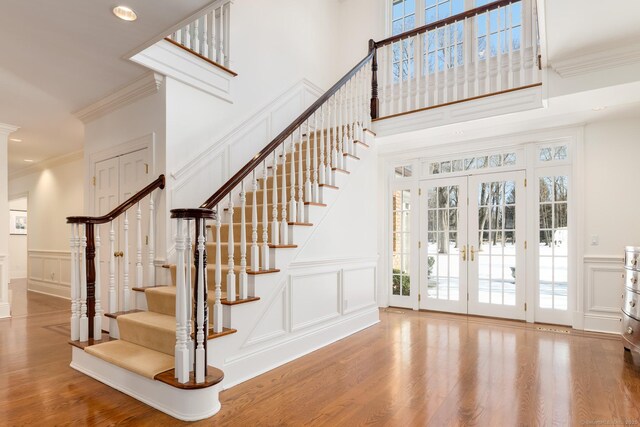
[538,144,569,163]
[428,152,517,175]
[394,164,414,178]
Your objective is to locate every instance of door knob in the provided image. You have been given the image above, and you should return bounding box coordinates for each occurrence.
[461,245,467,261]
[114,251,123,257]
[628,326,634,335]
[470,246,475,261]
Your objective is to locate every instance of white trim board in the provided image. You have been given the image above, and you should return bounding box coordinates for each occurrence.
[551,45,640,78]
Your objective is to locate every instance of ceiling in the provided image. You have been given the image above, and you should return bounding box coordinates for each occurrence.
[0,0,211,174]
[543,0,640,63]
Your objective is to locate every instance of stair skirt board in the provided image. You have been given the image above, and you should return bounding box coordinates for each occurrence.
[220,306,380,389]
[71,347,222,422]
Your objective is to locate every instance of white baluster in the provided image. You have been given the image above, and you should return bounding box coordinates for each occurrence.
[444,25,450,104]
[175,29,182,44]
[251,171,259,271]
[289,132,297,224]
[424,35,431,108]
[262,162,270,270]
[202,14,209,58]
[464,17,470,99]
[325,103,333,185]
[123,211,130,311]
[434,31,440,105]
[222,1,231,67]
[213,206,223,333]
[338,89,345,169]
[215,6,222,64]
[70,224,79,341]
[414,36,421,110]
[271,151,280,245]
[239,182,248,299]
[312,113,319,202]
[331,97,338,173]
[227,194,236,302]
[80,224,88,342]
[207,10,215,61]
[319,104,326,186]
[148,195,155,286]
[195,218,206,383]
[174,218,189,383]
[108,221,116,334]
[497,8,503,92]
[185,221,193,341]
[297,129,305,222]
[304,119,312,202]
[136,201,143,290]
[475,13,481,97]
[348,78,354,155]
[453,23,459,102]
[485,10,490,94]
[193,17,200,53]
[280,142,289,245]
[507,4,513,89]
[94,225,102,340]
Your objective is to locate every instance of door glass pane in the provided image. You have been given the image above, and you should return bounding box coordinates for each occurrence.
[426,184,461,301]
[476,179,516,307]
[392,190,411,296]
[538,176,569,311]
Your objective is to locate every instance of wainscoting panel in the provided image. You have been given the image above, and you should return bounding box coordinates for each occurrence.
[245,287,287,346]
[290,271,341,332]
[28,250,71,299]
[343,266,377,315]
[583,255,623,333]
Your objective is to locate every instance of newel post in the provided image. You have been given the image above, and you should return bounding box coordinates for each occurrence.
[85,222,96,340]
[369,39,379,120]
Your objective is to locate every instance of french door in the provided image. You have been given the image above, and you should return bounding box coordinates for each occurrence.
[419,171,526,320]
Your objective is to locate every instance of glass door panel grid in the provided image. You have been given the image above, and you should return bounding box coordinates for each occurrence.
[538,175,568,310]
[392,189,412,296]
[426,185,460,301]
[477,180,517,306]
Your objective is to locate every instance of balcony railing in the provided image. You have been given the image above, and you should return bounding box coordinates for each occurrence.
[372,0,541,120]
[166,0,232,71]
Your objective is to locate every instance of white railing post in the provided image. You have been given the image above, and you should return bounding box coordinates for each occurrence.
[70,224,79,341]
[227,194,236,302]
[251,171,259,271]
[174,218,189,383]
[312,113,319,202]
[214,206,223,333]
[304,119,312,203]
[239,181,248,299]
[148,195,155,286]
[79,224,88,342]
[136,202,143,290]
[289,132,297,223]
[271,151,280,245]
[262,162,270,270]
[195,218,206,383]
[186,221,193,341]
[280,142,289,245]
[319,104,326,186]
[94,225,102,340]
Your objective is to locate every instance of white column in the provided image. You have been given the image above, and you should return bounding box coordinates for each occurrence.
[174,218,189,383]
[0,124,18,319]
[195,218,206,383]
[94,225,102,340]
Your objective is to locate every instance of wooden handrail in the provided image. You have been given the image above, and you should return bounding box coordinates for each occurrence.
[375,0,515,48]
[200,50,375,209]
[67,175,165,224]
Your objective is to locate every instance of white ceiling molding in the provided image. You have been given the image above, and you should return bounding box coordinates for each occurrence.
[551,44,640,78]
[0,123,20,136]
[74,72,164,124]
[9,150,83,180]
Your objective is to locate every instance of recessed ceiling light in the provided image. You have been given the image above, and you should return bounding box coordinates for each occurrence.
[9,138,22,142]
[23,159,34,163]
[592,106,607,111]
[454,130,464,135]
[113,6,137,21]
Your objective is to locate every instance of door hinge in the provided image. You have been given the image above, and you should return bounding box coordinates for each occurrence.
[467,293,469,301]
[145,163,149,174]
[467,196,469,205]
[418,294,421,302]
[92,176,96,186]
[525,241,528,250]
[524,178,527,187]
[418,241,421,249]
[419,188,422,196]
[524,303,528,311]
[145,235,149,245]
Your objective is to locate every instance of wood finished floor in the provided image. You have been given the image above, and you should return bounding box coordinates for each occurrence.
[3,284,640,426]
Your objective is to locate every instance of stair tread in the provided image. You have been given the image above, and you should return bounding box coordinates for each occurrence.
[84,340,175,380]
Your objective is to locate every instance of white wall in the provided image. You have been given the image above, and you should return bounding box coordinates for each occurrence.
[8,155,83,297]
[8,197,27,279]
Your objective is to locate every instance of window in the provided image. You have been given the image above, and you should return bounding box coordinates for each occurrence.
[538,175,568,310]
[394,164,413,178]
[392,0,416,81]
[477,1,522,60]
[392,190,411,296]
[539,144,568,162]
[428,152,517,175]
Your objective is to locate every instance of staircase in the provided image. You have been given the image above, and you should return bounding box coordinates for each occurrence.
[67,42,377,419]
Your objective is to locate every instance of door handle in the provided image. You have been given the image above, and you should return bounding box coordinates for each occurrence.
[114,251,123,257]
[470,246,475,262]
[461,245,467,261]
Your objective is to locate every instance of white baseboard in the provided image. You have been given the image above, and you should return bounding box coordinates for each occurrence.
[0,301,10,318]
[28,280,70,299]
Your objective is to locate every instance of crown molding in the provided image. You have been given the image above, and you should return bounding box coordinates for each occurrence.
[9,150,83,180]
[551,44,640,78]
[74,72,164,124]
[0,123,19,136]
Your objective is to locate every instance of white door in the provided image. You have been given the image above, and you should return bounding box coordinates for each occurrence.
[419,177,468,314]
[419,171,526,320]
[94,148,151,321]
[468,171,526,320]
